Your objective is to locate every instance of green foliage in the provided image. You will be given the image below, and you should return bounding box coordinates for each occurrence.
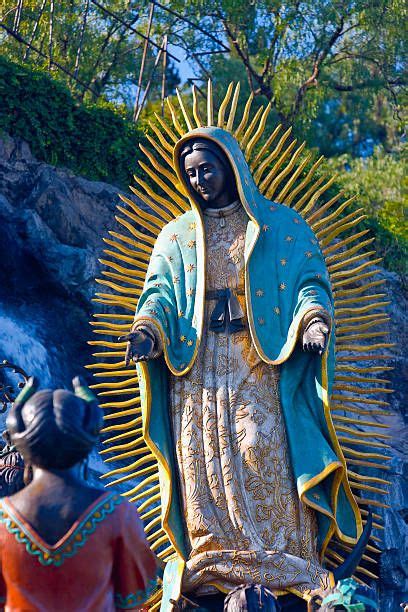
[1,0,179,106]
[0,56,145,187]
[169,0,406,155]
[326,147,407,277]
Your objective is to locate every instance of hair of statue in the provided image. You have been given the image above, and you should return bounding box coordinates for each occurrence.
[6,389,102,470]
[178,138,238,207]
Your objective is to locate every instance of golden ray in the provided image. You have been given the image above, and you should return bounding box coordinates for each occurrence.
[226,82,241,132]
[275,154,312,203]
[335,293,387,306]
[140,143,177,181]
[207,79,214,126]
[134,177,182,219]
[176,88,193,131]
[297,175,337,216]
[192,85,203,127]
[245,103,272,161]
[102,271,145,287]
[320,215,368,247]
[307,191,345,225]
[138,161,188,212]
[128,185,170,225]
[323,229,371,256]
[266,142,306,200]
[154,112,178,143]
[234,92,254,140]
[254,127,292,185]
[311,196,357,231]
[145,134,173,169]
[217,81,234,127]
[317,208,365,239]
[327,239,376,266]
[100,434,143,454]
[259,139,298,193]
[166,98,185,136]
[250,124,282,170]
[240,105,264,149]
[99,256,146,279]
[148,121,173,153]
[118,194,164,234]
[283,155,324,206]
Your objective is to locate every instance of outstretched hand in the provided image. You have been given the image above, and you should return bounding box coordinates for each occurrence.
[302,320,329,356]
[119,330,156,366]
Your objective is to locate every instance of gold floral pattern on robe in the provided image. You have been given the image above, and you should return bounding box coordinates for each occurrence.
[170,203,332,597]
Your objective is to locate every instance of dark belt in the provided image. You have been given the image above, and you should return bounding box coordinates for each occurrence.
[206,288,245,334]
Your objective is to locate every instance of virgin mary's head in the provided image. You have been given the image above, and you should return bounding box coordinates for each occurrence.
[179,138,238,210]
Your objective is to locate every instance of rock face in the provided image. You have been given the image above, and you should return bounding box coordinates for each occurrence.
[0,134,406,608]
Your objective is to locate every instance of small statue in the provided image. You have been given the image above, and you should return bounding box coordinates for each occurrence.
[0,376,158,610]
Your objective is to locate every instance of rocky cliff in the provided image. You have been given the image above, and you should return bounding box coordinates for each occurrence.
[0,134,406,609]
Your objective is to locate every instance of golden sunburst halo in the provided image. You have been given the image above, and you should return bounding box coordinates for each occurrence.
[87,80,392,597]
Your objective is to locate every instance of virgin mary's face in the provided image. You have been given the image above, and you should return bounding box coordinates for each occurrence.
[183,148,231,208]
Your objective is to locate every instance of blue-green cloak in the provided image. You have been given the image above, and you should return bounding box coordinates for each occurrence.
[134,128,361,597]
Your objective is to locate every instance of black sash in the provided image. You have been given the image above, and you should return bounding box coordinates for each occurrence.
[206,288,245,334]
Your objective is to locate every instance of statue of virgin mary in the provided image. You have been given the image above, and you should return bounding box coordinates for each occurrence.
[90,83,388,611]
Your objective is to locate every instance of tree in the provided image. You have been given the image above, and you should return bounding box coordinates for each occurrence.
[0,0,180,107]
[157,0,406,154]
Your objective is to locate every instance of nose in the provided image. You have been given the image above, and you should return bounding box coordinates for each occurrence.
[197,168,208,188]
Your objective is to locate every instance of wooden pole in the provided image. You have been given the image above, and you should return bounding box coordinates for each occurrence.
[133,2,154,122]
[48,0,54,70]
[23,0,47,61]
[0,23,99,96]
[74,0,90,79]
[161,34,167,117]
[134,40,164,123]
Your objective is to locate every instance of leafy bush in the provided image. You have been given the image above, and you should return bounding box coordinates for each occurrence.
[0,57,145,187]
[326,147,407,279]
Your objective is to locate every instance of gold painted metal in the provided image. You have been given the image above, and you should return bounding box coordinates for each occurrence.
[266,142,306,200]
[275,153,312,203]
[234,91,253,139]
[176,88,193,131]
[291,175,326,212]
[139,144,179,185]
[323,229,370,256]
[240,105,264,150]
[283,155,324,206]
[154,112,178,143]
[191,85,203,127]
[226,82,241,132]
[166,98,184,136]
[245,103,272,160]
[148,121,174,153]
[250,124,282,169]
[298,175,337,216]
[138,161,188,212]
[253,126,292,183]
[145,135,173,168]
[307,191,345,225]
[207,79,214,126]
[217,81,234,128]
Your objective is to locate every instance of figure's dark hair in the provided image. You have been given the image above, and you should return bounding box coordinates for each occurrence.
[7,388,102,470]
[179,138,238,206]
